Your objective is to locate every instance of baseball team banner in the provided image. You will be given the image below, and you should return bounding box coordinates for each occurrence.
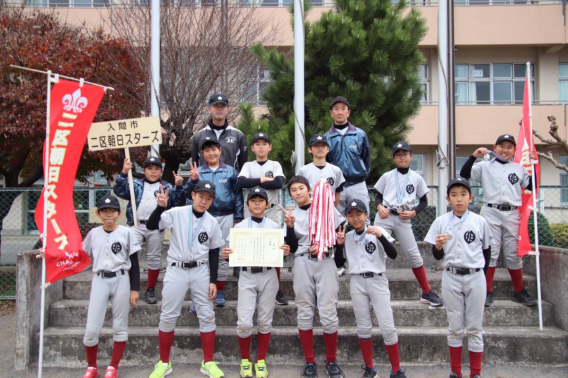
[514,73,540,258]
[35,79,106,284]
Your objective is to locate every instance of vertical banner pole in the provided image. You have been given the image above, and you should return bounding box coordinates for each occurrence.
[527,62,543,331]
[124,147,139,227]
[293,0,305,174]
[38,70,52,378]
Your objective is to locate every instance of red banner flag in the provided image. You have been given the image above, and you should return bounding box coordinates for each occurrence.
[513,72,540,258]
[35,79,105,284]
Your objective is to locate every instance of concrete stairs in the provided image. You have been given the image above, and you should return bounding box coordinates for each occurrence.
[35,261,568,369]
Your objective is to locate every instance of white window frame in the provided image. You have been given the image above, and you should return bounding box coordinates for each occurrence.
[558,63,568,104]
[455,63,534,105]
[410,154,426,180]
[418,64,429,104]
[561,156,568,205]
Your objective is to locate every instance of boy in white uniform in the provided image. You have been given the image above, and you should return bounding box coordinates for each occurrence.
[374,141,443,307]
[146,181,226,378]
[82,195,141,378]
[335,199,407,378]
[221,188,290,378]
[425,178,492,378]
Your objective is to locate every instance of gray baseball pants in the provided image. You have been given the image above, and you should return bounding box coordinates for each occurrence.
[480,205,522,270]
[131,224,164,270]
[237,268,279,338]
[374,214,424,268]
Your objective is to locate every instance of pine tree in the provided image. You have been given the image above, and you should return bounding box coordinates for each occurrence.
[250,0,427,181]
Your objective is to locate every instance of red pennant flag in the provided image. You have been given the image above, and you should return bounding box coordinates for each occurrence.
[35,79,106,284]
[513,70,540,258]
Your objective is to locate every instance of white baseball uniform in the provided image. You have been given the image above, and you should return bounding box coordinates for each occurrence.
[338,182,370,215]
[291,204,340,334]
[229,217,281,338]
[298,162,345,197]
[344,227,398,345]
[374,168,429,268]
[425,211,492,352]
[82,225,141,347]
[134,180,165,270]
[157,206,225,333]
[216,214,234,282]
[471,159,531,269]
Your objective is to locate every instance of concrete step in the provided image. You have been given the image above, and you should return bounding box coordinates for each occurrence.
[63,269,537,301]
[49,299,555,328]
[35,325,568,367]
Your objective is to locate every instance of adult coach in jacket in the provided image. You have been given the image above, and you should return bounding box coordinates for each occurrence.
[192,93,248,172]
[325,96,372,215]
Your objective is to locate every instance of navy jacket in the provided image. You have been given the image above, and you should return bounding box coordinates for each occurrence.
[325,123,371,185]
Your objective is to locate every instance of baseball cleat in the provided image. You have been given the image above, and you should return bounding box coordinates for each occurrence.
[104,366,118,378]
[254,359,268,378]
[421,291,444,307]
[472,375,481,378]
[190,304,197,314]
[200,360,225,378]
[276,290,289,305]
[448,373,459,378]
[360,365,377,378]
[215,290,226,307]
[300,362,318,377]
[512,289,537,307]
[337,267,346,277]
[485,292,494,307]
[325,361,345,378]
[239,359,253,378]
[145,288,158,305]
[390,369,407,378]
[149,361,172,378]
[83,367,100,378]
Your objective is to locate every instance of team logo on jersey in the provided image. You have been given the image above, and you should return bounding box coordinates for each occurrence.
[349,144,358,151]
[198,232,209,243]
[111,242,122,254]
[154,190,160,197]
[219,179,228,183]
[265,171,274,178]
[365,242,376,254]
[508,173,519,185]
[225,136,236,144]
[406,184,415,194]
[464,231,476,244]
[327,177,335,186]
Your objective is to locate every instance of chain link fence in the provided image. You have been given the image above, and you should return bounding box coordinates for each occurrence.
[1,185,566,299]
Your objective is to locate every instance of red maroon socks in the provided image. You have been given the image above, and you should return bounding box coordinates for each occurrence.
[257,332,271,361]
[158,330,175,363]
[486,267,496,293]
[109,341,126,369]
[200,331,216,363]
[469,351,483,377]
[323,331,338,363]
[147,269,160,290]
[85,344,98,368]
[358,337,374,369]
[385,343,401,373]
[216,281,226,291]
[298,329,316,363]
[412,265,431,293]
[508,268,524,293]
[238,336,252,360]
[449,346,463,377]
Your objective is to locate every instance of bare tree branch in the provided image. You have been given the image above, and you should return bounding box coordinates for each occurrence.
[537,151,568,173]
[531,115,568,173]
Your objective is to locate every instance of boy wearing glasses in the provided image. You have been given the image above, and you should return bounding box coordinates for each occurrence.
[373,141,443,307]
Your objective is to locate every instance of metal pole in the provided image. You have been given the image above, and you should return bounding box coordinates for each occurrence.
[151,0,160,158]
[437,0,449,218]
[527,62,543,331]
[448,0,456,178]
[294,0,305,174]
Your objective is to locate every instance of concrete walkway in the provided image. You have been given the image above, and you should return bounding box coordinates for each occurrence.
[1,302,566,378]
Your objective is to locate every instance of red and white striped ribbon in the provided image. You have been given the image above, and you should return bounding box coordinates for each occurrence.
[308,178,337,261]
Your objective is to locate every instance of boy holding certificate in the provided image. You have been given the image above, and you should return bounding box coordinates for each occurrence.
[221,187,290,378]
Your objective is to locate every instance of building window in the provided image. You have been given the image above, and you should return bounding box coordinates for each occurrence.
[418,64,429,104]
[410,154,425,179]
[456,156,484,202]
[241,67,272,106]
[455,63,534,105]
[558,64,568,103]
[561,156,568,205]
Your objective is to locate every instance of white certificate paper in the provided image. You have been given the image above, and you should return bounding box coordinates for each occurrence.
[228,228,285,267]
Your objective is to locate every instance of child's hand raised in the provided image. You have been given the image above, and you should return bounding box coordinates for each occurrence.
[281,204,295,228]
[122,158,133,174]
[189,162,199,181]
[173,169,184,187]
[156,184,170,207]
[336,225,346,245]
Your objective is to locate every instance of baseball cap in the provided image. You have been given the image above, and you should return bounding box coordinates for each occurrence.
[392,141,412,155]
[252,132,271,144]
[97,195,121,211]
[193,180,216,197]
[247,187,269,202]
[345,198,368,214]
[200,137,221,151]
[208,93,229,106]
[447,177,472,195]
[330,96,349,109]
[495,134,516,146]
[143,156,162,168]
[308,134,329,147]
